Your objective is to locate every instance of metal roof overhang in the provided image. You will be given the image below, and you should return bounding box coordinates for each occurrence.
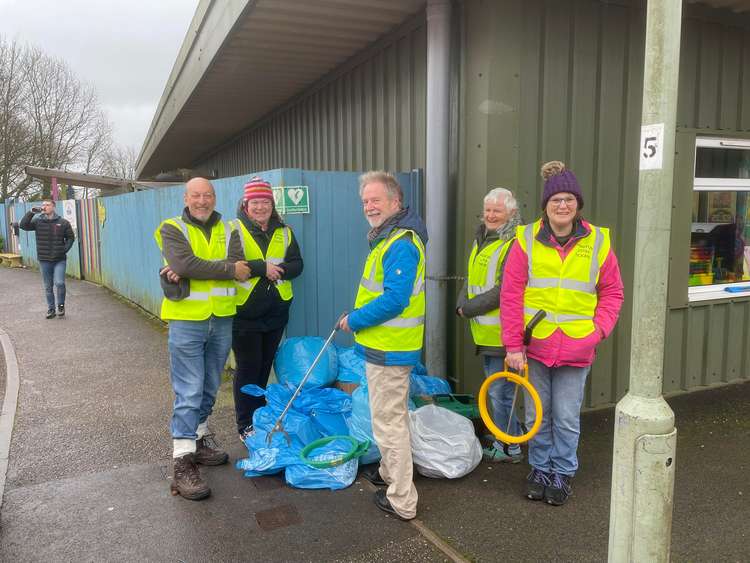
[136,0,425,180]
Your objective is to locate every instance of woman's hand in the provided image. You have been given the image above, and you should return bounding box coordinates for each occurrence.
[265,262,284,281]
[505,351,526,371]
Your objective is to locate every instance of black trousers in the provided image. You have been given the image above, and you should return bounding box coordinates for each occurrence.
[232,327,285,433]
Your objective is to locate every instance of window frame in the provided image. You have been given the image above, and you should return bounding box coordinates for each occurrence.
[687,135,750,303]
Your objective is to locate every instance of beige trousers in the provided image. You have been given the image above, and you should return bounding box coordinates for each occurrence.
[366,362,418,519]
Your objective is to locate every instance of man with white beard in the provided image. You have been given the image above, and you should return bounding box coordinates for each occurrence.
[338,171,428,521]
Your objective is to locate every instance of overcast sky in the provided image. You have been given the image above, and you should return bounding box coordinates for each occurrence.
[0,0,199,151]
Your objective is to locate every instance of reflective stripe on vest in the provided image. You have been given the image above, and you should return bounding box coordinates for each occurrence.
[466,237,513,347]
[154,217,237,321]
[230,220,293,304]
[516,219,610,339]
[354,228,426,352]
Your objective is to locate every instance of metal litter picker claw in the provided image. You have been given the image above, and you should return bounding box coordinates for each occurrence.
[266,312,347,445]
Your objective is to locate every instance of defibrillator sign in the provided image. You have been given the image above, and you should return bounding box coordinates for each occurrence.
[272,186,310,214]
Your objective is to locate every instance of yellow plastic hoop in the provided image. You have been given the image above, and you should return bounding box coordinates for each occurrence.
[478,363,543,444]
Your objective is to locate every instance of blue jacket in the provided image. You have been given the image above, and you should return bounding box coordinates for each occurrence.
[348,207,428,366]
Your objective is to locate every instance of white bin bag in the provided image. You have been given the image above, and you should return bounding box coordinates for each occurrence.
[409,405,482,479]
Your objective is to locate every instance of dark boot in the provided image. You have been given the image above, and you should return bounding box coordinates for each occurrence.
[46,309,56,319]
[170,453,210,500]
[194,434,229,466]
[57,304,65,317]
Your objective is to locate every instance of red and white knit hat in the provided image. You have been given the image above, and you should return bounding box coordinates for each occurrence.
[243,177,273,201]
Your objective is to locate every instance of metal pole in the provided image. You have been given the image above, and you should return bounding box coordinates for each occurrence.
[608,1,681,561]
[424,0,451,378]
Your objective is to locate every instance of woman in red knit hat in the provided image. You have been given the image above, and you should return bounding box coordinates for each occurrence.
[231,177,304,442]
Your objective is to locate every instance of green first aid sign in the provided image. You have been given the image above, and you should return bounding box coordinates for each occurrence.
[273,186,310,214]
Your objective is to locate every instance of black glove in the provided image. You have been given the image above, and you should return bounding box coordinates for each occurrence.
[31,206,42,213]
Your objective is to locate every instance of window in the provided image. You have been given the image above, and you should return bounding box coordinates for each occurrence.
[689,137,750,302]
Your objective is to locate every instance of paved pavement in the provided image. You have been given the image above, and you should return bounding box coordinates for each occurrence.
[0,266,747,562]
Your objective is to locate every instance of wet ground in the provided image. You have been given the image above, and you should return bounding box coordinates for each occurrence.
[0,267,747,561]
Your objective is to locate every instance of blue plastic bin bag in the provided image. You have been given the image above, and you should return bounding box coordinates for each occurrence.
[337,346,366,384]
[235,430,304,477]
[348,385,381,464]
[251,405,321,447]
[410,367,451,397]
[274,337,338,389]
[284,438,359,490]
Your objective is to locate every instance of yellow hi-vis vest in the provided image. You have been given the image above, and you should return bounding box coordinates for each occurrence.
[354,228,426,352]
[517,219,610,339]
[154,217,237,321]
[467,237,513,347]
[230,220,293,305]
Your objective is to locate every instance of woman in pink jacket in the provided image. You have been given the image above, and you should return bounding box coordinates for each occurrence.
[501,161,624,506]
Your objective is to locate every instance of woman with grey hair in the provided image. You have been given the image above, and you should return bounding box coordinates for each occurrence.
[456,187,523,463]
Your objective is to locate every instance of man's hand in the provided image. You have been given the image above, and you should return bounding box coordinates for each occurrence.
[265,262,285,282]
[160,265,181,283]
[234,261,251,281]
[505,351,526,371]
[338,315,351,333]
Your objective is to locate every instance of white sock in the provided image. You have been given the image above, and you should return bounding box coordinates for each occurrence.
[196,421,209,440]
[173,438,196,459]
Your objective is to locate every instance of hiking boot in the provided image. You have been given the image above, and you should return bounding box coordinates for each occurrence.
[482,445,523,464]
[194,434,229,466]
[374,490,411,521]
[45,309,56,319]
[361,464,387,487]
[57,304,65,317]
[545,473,573,506]
[170,453,210,500]
[526,468,552,501]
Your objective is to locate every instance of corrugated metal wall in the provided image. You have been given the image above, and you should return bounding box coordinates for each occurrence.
[195,15,427,177]
[98,169,422,345]
[459,0,750,407]
[0,203,7,252]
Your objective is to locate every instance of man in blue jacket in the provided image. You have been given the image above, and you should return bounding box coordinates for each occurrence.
[339,171,428,521]
[20,200,75,319]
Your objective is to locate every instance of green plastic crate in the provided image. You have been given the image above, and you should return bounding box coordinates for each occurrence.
[412,393,480,419]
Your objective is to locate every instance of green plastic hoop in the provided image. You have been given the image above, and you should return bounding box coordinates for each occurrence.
[299,435,371,469]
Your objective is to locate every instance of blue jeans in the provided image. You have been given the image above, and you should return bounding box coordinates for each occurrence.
[39,259,66,310]
[483,355,522,449]
[525,358,590,476]
[168,316,233,440]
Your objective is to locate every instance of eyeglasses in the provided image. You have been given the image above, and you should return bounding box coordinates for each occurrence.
[247,200,273,208]
[548,196,577,208]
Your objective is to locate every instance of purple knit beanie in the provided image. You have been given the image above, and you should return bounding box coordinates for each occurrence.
[541,161,584,210]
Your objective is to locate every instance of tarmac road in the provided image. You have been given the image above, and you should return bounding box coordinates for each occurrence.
[0,267,747,562]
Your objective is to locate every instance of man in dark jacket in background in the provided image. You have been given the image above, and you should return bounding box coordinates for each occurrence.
[20,200,75,319]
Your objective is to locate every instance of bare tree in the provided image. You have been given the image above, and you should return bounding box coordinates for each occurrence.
[0,38,33,202]
[0,36,119,202]
[102,144,138,180]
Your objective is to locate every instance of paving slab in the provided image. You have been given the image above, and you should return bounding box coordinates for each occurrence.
[0,266,748,562]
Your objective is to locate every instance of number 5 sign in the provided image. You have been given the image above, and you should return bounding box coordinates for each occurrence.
[639,123,664,171]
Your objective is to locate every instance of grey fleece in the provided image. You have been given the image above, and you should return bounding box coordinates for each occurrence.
[159,209,244,280]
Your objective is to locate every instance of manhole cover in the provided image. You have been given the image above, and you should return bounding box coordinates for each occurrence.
[255,504,302,531]
[251,475,284,491]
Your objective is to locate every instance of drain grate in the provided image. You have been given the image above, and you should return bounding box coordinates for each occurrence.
[251,475,284,491]
[255,504,302,531]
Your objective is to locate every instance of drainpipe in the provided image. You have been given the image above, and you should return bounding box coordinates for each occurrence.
[424,0,451,378]
[608,1,681,561]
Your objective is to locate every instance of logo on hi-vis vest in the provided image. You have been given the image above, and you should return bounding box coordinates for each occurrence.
[575,243,592,260]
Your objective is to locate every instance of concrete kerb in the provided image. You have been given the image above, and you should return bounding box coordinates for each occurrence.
[0,326,20,511]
